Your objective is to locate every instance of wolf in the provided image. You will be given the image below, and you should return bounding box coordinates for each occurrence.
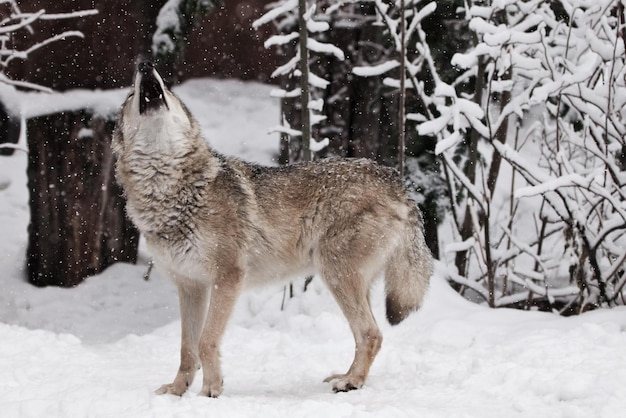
[112,61,432,397]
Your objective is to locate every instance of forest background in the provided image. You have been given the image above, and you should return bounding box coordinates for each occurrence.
[1,0,625,315]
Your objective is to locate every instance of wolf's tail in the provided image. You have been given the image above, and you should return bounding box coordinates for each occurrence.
[384,204,433,325]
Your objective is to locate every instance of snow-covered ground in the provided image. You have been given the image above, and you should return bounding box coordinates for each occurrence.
[1,78,626,417]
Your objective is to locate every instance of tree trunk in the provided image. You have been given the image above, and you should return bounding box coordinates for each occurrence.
[454,56,486,277]
[398,0,406,176]
[298,0,311,162]
[26,110,139,287]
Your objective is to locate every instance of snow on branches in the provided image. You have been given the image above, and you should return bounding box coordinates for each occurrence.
[0,1,98,92]
[0,1,97,157]
[427,0,626,312]
[252,0,625,313]
[253,0,345,161]
[151,0,220,85]
[152,0,220,58]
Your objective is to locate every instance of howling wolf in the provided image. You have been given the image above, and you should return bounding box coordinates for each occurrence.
[112,61,432,397]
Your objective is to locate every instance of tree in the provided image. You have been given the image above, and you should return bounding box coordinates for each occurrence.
[152,0,223,85]
[253,0,343,164]
[421,0,626,312]
[0,2,139,287]
[350,0,463,258]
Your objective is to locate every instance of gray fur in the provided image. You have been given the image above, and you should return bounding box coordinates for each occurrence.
[112,65,432,397]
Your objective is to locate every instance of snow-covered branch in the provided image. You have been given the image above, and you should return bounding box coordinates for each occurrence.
[3,31,85,66]
[427,0,626,312]
[252,0,298,29]
[0,2,98,92]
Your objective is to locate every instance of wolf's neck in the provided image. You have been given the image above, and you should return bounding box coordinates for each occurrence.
[130,116,195,155]
[126,138,219,189]
[119,112,221,197]
[120,135,220,240]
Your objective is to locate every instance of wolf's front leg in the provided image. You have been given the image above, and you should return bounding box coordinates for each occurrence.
[156,279,209,396]
[197,266,243,397]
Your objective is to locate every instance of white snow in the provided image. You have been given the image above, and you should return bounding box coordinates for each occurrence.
[306,19,329,33]
[18,88,126,120]
[270,55,299,79]
[1,78,626,417]
[252,0,298,29]
[353,60,400,77]
[444,237,477,254]
[308,72,330,89]
[264,32,299,49]
[306,38,345,61]
[269,124,302,137]
[308,98,324,111]
[433,82,457,98]
[434,130,461,155]
[514,173,592,199]
[152,0,183,54]
[310,137,329,152]
[269,87,301,98]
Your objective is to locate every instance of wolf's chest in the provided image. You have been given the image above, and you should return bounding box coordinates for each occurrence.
[145,235,209,281]
[128,196,199,242]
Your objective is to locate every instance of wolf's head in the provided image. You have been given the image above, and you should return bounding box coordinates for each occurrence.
[113,62,200,154]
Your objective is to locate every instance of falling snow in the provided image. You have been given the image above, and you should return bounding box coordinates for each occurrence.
[1,78,626,417]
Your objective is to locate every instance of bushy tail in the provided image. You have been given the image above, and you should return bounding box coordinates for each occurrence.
[384,205,433,325]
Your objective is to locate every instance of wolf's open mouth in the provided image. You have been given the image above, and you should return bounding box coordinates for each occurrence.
[138,62,168,114]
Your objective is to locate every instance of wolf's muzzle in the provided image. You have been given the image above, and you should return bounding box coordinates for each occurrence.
[138,61,168,114]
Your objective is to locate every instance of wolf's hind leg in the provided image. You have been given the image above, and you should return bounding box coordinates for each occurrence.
[321,267,382,392]
[156,279,208,396]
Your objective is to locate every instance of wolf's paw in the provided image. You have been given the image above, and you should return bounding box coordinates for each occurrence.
[198,377,223,398]
[323,373,364,393]
[155,382,188,396]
